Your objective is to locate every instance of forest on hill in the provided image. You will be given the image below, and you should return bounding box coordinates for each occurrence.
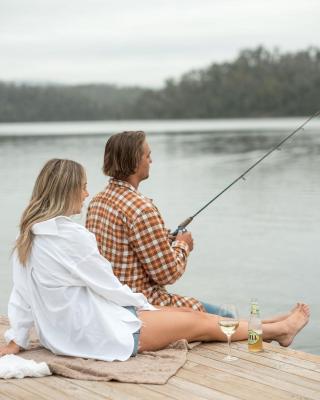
[0,46,319,122]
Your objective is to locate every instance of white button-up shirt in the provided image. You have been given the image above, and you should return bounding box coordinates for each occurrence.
[5,216,155,361]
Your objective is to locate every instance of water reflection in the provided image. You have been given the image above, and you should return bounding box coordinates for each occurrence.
[161,130,320,157]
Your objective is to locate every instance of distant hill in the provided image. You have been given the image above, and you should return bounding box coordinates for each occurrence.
[1,46,319,122]
[0,83,145,122]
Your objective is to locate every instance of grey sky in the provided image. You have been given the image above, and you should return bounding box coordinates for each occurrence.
[1,0,319,87]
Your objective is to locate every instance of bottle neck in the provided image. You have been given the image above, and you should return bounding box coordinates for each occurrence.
[250,302,260,316]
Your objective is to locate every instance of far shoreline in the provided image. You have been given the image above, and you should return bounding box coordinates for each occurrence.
[1,116,319,137]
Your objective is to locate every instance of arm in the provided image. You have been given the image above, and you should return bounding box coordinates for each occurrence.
[3,286,34,353]
[128,207,190,285]
[2,254,35,355]
[69,248,155,310]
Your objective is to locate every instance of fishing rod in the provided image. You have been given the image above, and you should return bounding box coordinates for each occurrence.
[172,110,320,236]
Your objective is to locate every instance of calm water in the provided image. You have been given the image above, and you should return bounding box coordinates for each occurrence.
[1,118,320,354]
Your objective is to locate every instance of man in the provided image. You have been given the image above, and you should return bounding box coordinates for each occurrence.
[86,131,219,313]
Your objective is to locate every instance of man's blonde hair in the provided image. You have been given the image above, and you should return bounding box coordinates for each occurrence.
[15,159,85,266]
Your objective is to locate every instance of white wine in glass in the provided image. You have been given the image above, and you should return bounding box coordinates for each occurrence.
[218,304,239,361]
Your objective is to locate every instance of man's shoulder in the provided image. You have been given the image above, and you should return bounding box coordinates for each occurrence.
[88,185,155,220]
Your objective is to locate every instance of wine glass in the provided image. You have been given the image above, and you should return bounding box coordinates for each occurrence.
[218,304,239,361]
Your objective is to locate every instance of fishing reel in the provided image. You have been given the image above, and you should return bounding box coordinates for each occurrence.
[171,217,193,236]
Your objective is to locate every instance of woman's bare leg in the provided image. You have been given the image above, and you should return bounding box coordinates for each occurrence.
[154,306,196,313]
[137,304,310,352]
[262,303,301,324]
[138,310,227,352]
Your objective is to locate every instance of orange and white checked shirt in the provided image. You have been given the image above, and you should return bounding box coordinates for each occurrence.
[86,178,204,311]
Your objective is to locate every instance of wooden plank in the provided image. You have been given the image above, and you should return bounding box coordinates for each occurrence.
[186,361,314,400]
[222,340,320,363]
[106,382,174,400]
[203,341,320,370]
[190,348,320,392]
[195,344,320,382]
[263,342,320,363]
[141,381,209,400]
[226,342,320,371]
[0,380,48,400]
[186,352,320,399]
[195,345,320,382]
[0,381,20,400]
[176,367,295,400]
[9,376,107,400]
[219,341,320,370]
[168,376,240,400]
[72,380,175,400]
[66,380,140,400]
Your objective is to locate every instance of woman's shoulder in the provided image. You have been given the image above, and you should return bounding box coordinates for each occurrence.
[56,217,95,240]
[36,216,97,256]
[53,217,99,263]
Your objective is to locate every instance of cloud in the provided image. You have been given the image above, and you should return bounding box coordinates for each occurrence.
[0,0,319,86]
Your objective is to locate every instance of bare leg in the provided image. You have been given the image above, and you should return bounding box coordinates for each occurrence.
[262,303,300,324]
[154,306,196,313]
[137,304,309,352]
[138,309,228,352]
[263,304,310,346]
[158,303,306,322]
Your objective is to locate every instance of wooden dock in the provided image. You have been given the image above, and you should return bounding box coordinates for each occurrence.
[1,341,320,399]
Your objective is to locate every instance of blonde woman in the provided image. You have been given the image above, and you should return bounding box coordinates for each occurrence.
[0,159,310,361]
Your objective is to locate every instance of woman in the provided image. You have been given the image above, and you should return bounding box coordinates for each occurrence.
[0,159,310,361]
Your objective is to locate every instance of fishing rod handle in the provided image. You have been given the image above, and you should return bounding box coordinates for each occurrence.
[171,216,193,236]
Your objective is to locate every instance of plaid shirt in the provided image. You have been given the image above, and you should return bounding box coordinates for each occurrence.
[86,178,204,311]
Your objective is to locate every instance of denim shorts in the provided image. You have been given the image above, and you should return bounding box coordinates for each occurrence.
[124,306,140,357]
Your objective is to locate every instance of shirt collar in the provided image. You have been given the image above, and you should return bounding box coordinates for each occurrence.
[108,178,153,202]
[109,178,137,193]
[32,216,71,235]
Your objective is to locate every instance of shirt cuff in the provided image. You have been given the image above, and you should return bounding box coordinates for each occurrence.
[138,303,158,311]
[4,328,29,349]
[172,240,190,257]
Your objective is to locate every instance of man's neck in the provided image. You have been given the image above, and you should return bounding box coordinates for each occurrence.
[124,175,140,190]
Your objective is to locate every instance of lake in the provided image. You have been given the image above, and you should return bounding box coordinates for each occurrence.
[0,117,319,354]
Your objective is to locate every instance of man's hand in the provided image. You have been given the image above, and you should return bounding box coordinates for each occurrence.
[176,231,194,252]
[0,341,21,357]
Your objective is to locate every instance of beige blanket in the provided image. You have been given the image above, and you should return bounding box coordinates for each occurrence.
[0,316,195,384]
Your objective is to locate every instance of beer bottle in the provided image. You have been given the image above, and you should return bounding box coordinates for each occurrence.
[248,298,263,352]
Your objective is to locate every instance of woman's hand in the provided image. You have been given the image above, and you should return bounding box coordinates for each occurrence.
[0,341,21,357]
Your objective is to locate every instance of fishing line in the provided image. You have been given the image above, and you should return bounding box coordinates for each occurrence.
[173,110,320,235]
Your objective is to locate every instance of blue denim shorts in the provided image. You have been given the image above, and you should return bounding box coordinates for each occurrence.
[124,306,140,357]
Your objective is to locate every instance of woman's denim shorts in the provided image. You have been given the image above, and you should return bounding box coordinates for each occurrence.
[124,306,140,357]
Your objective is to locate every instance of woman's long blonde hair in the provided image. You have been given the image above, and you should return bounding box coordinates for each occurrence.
[15,159,85,266]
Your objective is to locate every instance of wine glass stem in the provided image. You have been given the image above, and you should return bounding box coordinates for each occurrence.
[227,335,232,358]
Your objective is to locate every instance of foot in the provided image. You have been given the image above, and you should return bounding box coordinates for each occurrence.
[262,303,300,324]
[0,341,21,357]
[275,304,310,347]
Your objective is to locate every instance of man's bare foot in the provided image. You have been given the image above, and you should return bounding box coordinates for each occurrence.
[275,304,310,347]
[262,303,301,324]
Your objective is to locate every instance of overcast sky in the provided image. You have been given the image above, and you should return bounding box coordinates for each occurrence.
[1,0,319,88]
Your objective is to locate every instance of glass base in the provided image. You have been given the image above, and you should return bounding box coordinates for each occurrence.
[223,355,238,362]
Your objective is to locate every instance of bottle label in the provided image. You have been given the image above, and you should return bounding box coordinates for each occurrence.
[248,329,261,345]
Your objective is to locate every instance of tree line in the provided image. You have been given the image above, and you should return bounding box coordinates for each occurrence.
[0,46,319,122]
